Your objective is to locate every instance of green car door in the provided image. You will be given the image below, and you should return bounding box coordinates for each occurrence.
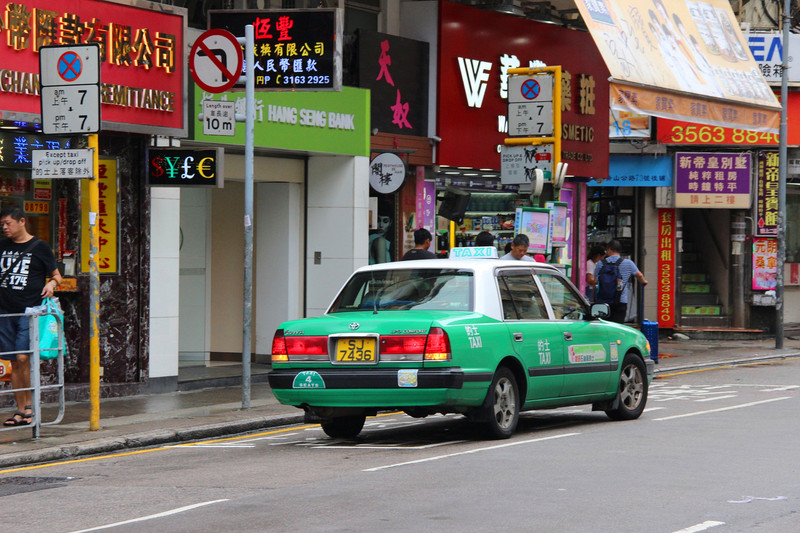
[497,268,564,401]
[535,270,615,398]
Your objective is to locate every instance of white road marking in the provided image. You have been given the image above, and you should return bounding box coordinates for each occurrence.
[653,397,791,421]
[759,385,800,392]
[314,440,467,450]
[363,432,580,472]
[671,520,725,533]
[728,495,787,504]
[695,394,737,402]
[68,499,229,532]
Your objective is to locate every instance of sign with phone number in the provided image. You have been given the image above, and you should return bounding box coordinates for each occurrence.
[659,119,781,145]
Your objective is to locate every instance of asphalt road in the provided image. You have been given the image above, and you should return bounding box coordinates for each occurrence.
[5,359,800,533]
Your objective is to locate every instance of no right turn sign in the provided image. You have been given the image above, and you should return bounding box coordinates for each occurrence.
[189,29,243,93]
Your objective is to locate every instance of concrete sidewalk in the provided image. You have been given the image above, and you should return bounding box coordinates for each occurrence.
[1,337,799,469]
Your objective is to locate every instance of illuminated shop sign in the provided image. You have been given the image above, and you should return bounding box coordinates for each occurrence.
[0,0,186,135]
[209,8,341,91]
[147,148,224,188]
[0,131,77,170]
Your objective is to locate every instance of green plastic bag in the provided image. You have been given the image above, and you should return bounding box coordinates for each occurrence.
[32,298,63,360]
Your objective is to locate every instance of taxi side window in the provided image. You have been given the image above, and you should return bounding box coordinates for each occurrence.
[536,273,586,320]
[497,271,548,320]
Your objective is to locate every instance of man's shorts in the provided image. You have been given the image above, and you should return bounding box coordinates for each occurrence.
[0,311,30,361]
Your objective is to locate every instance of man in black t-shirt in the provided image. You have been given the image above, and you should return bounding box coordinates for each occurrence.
[0,206,62,426]
[401,228,436,260]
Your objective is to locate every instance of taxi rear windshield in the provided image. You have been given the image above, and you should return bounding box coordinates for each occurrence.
[329,269,474,312]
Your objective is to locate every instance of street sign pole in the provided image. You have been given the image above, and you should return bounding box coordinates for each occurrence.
[777,0,791,348]
[88,134,100,430]
[241,25,254,409]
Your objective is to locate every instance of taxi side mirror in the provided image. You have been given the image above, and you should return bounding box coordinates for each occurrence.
[591,303,610,319]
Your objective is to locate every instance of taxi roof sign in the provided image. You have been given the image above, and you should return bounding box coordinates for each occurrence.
[449,247,499,259]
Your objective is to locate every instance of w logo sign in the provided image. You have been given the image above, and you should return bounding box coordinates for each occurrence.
[457,57,492,108]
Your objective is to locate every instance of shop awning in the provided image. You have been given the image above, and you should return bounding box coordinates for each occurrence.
[575,0,781,133]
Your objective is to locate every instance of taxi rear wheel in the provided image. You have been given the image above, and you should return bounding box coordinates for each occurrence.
[321,414,366,439]
[481,367,520,439]
[606,353,647,421]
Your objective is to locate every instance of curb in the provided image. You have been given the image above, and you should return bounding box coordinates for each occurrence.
[654,351,800,374]
[0,412,305,469]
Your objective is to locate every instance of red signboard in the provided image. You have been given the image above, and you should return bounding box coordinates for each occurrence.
[657,209,676,328]
[658,92,800,145]
[0,0,186,135]
[437,1,609,177]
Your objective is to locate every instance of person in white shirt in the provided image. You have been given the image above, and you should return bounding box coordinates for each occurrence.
[500,234,535,262]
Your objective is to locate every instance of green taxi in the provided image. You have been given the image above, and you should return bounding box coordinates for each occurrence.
[268,252,653,439]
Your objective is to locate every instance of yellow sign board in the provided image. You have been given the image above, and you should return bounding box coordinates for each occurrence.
[81,158,118,273]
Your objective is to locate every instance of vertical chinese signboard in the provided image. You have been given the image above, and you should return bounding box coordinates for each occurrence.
[674,152,752,208]
[81,159,118,274]
[657,209,676,328]
[756,151,779,236]
[752,238,777,290]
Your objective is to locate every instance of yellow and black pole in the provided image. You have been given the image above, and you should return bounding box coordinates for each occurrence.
[504,65,562,200]
[87,134,100,430]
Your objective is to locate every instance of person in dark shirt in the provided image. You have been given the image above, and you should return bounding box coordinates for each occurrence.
[401,228,436,260]
[0,206,62,426]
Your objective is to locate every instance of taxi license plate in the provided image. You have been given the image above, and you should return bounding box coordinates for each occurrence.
[335,338,376,363]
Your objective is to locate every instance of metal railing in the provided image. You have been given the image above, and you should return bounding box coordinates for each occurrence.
[0,309,65,438]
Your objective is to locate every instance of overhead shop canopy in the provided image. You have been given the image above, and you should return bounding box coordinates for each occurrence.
[574,0,781,132]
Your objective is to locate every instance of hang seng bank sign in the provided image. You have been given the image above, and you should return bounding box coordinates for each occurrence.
[0,0,186,136]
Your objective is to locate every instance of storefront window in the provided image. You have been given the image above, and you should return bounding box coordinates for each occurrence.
[786,188,800,263]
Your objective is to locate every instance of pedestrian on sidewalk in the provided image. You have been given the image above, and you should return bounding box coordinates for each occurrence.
[500,234,535,261]
[590,240,646,323]
[585,244,606,302]
[401,228,436,260]
[0,206,62,426]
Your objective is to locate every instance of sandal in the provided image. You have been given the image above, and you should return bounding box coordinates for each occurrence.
[3,412,30,426]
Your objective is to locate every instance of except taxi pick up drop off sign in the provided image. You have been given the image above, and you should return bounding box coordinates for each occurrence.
[39,44,101,135]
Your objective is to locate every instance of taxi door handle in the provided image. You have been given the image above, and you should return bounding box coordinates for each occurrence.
[513,333,524,342]
[563,332,573,341]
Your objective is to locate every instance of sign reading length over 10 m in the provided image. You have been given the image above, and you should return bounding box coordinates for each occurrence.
[39,44,101,135]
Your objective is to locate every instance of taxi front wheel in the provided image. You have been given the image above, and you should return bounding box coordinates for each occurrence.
[481,367,520,439]
[321,414,367,439]
[606,353,648,421]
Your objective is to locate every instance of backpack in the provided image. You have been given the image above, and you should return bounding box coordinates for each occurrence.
[596,258,623,305]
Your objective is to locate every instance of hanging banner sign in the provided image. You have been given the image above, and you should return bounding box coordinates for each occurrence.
[81,158,118,274]
[752,237,777,290]
[657,209,676,328]
[147,148,224,188]
[756,151,779,236]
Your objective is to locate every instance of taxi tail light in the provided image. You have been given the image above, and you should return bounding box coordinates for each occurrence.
[272,331,328,361]
[271,330,288,362]
[380,335,428,354]
[424,327,451,361]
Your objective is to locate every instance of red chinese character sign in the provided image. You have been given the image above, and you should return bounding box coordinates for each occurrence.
[436,1,609,176]
[657,209,676,328]
[0,0,185,135]
[209,9,341,91]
